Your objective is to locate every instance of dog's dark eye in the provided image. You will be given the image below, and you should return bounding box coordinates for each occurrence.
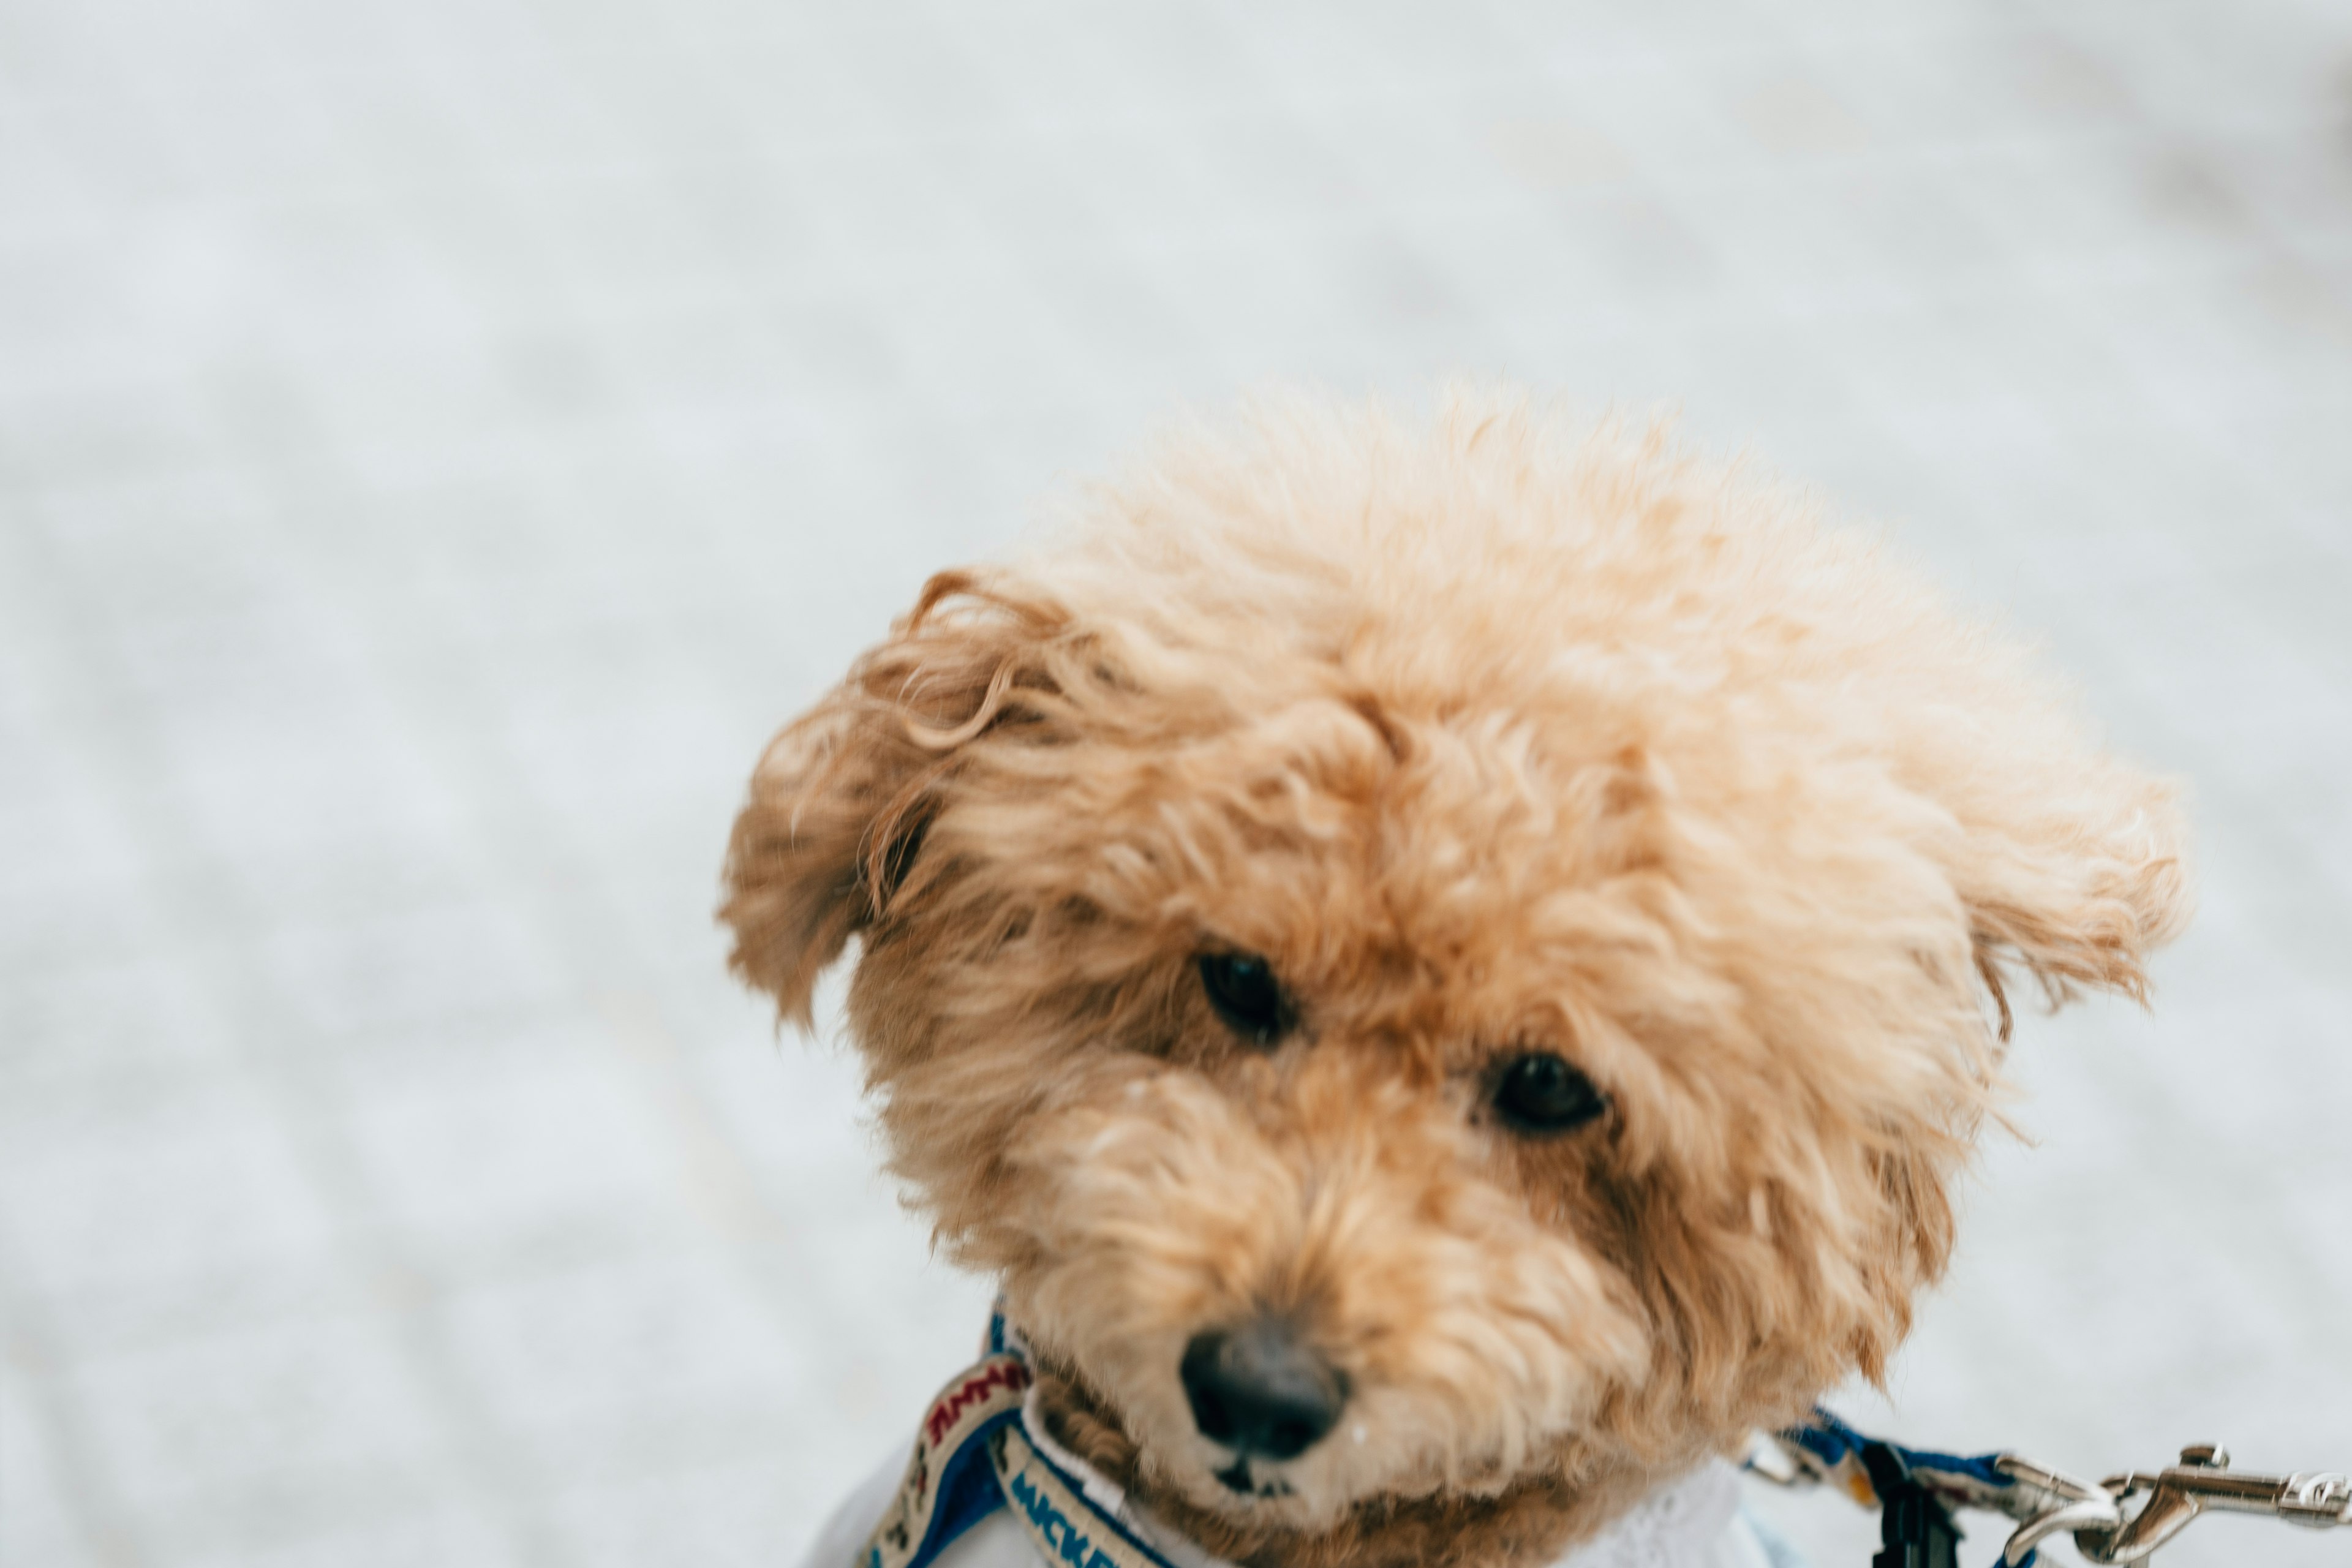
[1197,952,1290,1046]
[1491,1052,1606,1135]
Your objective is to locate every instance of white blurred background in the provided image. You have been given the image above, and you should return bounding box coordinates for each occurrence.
[3,3,2349,1566]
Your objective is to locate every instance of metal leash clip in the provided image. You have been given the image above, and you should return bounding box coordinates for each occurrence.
[1747,1415,2351,1567]
[2002,1444,2352,1566]
[1991,1454,2120,1566]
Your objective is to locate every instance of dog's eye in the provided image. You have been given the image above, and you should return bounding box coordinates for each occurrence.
[1491,1052,1607,1135]
[1197,952,1290,1046]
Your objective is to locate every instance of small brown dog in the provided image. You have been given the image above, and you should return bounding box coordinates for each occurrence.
[726,391,2189,1568]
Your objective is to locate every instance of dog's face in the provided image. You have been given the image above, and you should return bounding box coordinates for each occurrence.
[726,398,2188,1546]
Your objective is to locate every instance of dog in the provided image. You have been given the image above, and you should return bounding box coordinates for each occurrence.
[724,391,2190,1568]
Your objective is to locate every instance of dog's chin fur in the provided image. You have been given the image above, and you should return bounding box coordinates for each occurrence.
[722,389,2192,1567]
[1030,1362,1660,1568]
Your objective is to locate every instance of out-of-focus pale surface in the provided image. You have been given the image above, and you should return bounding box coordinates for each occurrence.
[2,3,2348,1566]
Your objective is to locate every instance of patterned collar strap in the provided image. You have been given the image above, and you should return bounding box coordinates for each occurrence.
[859,1342,1031,1568]
[995,1417,1187,1568]
[859,1315,1188,1568]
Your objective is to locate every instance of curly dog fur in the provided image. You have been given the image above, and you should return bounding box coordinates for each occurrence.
[723,390,2190,1568]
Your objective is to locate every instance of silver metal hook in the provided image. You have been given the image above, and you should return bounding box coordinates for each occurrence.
[1998,1444,2352,1566]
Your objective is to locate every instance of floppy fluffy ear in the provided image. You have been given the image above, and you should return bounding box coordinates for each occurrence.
[720,569,1072,1027]
[1948,767,2193,1032]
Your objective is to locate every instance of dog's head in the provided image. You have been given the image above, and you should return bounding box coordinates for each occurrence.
[725,395,2188,1549]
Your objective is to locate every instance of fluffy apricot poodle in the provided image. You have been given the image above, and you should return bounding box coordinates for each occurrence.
[725,392,2190,1568]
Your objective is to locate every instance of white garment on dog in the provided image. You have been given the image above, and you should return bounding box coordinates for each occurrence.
[801,1444,1780,1568]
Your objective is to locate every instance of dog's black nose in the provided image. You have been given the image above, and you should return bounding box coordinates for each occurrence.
[1180,1320,1347,1460]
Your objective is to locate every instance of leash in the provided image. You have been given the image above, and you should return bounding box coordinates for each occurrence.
[1749,1409,2352,1566]
[855,1317,2351,1568]
[857,1313,1187,1568]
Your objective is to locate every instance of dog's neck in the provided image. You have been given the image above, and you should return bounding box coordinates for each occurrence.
[1028,1366,1661,1568]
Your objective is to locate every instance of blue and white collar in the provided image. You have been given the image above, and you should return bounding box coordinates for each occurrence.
[858,1313,1196,1568]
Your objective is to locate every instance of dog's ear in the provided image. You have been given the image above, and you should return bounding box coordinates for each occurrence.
[720,569,1072,1027]
[1947,771,2193,1032]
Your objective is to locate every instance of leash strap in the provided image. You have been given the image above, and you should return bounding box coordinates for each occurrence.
[1776,1408,2024,1517]
[1856,1439,1964,1568]
[1758,1409,2037,1567]
[858,1315,1185,1568]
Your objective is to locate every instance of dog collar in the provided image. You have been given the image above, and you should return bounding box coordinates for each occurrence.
[859,1313,1191,1568]
[854,1316,1759,1568]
